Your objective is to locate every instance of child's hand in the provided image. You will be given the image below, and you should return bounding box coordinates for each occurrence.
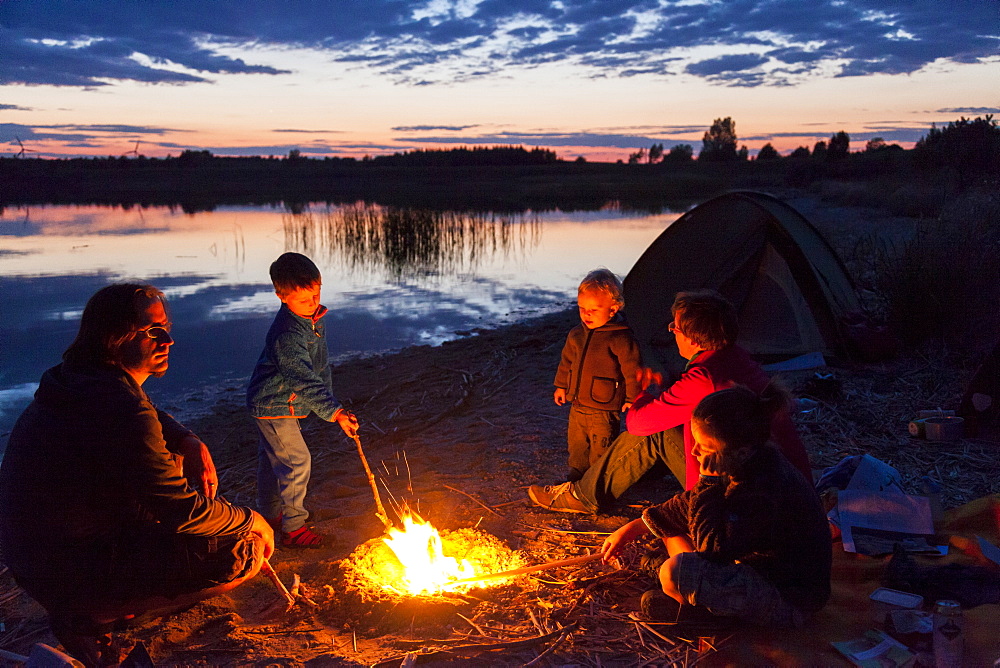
[601,518,650,565]
[553,388,566,405]
[636,367,663,392]
[333,409,359,438]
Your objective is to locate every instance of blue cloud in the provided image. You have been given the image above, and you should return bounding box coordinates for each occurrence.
[1,122,182,145]
[272,128,345,134]
[935,107,1000,115]
[392,125,480,132]
[1,1,996,89]
[397,131,694,150]
[686,54,770,77]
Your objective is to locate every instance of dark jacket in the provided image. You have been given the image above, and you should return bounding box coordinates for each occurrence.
[246,304,342,420]
[642,446,832,614]
[626,345,812,489]
[0,362,252,582]
[554,316,641,411]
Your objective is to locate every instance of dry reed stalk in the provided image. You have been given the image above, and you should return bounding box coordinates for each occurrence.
[456,612,488,638]
[523,623,575,666]
[444,485,503,517]
[0,587,23,606]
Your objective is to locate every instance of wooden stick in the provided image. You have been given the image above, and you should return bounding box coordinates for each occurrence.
[260,558,296,610]
[351,434,391,528]
[445,553,602,587]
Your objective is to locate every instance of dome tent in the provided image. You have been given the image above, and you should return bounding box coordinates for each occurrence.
[624,191,860,372]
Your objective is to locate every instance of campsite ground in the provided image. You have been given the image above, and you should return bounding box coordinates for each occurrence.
[1,193,997,666]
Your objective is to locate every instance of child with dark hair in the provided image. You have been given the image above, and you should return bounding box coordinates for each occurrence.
[247,252,359,548]
[551,268,641,481]
[601,385,831,628]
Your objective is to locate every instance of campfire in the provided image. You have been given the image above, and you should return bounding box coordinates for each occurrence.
[339,511,525,603]
[382,510,476,595]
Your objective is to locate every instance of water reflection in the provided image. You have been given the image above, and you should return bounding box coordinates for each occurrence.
[0,203,678,441]
[283,204,541,280]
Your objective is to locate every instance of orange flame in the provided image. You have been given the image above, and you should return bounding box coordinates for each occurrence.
[382,512,475,595]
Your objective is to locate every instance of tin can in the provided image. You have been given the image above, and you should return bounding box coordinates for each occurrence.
[908,419,927,437]
[933,599,963,668]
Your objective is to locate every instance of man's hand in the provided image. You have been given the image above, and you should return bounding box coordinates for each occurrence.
[601,518,650,565]
[249,511,276,560]
[332,409,359,438]
[553,388,567,406]
[636,367,663,392]
[178,435,219,498]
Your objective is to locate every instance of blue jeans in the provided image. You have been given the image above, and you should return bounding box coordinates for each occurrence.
[255,417,311,533]
[571,426,685,511]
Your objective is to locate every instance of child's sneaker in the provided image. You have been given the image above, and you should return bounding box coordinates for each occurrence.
[639,590,734,630]
[281,525,323,549]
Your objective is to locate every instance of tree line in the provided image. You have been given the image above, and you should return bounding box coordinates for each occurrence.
[1,115,995,212]
[629,117,874,164]
[624,114,998,186]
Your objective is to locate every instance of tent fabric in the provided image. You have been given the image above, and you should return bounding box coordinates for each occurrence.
[706,495,1000,666]
[623,191,860,371]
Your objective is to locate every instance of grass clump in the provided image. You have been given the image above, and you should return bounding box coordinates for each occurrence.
[854,188,1000,352]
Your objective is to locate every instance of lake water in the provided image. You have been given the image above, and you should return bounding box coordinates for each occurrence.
[0,202,679,441]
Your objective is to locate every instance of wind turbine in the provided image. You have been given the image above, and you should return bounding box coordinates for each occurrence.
[14,137,36,158]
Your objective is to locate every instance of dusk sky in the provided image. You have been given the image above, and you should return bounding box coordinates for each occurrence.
[2,0,998,162]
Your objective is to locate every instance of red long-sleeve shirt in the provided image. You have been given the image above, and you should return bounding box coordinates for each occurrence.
[626,345,812,488]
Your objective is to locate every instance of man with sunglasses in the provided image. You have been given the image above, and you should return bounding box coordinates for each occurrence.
[0,284,274,666]
[529,289,812,514]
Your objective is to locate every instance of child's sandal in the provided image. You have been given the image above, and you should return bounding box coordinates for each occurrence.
[281,525,323,549]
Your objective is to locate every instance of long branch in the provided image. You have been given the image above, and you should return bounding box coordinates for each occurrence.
[352,434,391,527]
[444,553,602,587]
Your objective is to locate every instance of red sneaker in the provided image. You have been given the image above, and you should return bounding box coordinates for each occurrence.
[281,525,323,549]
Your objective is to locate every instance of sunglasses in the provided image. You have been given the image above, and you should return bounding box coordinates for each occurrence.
[137,324,172,342]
